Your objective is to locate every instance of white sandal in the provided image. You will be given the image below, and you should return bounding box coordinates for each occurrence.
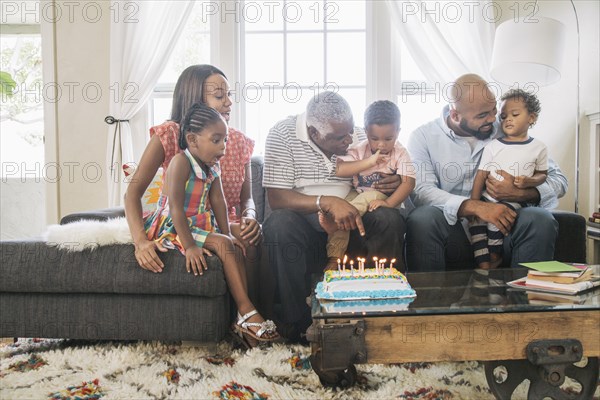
[233,310,279,345]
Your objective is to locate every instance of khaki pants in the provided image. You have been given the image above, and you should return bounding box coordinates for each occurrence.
[326,190,388,260]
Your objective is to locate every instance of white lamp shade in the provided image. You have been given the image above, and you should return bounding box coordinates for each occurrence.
[490,17,566,86]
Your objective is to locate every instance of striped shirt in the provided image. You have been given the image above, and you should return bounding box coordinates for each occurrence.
[263,112,366,198]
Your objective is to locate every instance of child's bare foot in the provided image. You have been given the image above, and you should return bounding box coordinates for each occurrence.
[318,211,338,235]
[490,253,502,269]
[478,261,492,270]
[324,257,338,271]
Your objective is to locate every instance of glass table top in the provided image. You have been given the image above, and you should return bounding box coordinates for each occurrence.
[311,266,600,319]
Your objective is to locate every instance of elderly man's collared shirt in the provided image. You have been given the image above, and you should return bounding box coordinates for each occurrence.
[263,113,365,198]
[407,105,567,225]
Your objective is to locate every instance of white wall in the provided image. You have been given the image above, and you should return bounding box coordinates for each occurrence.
[496,0,600,212]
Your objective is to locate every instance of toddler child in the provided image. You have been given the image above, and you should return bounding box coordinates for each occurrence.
[319,100,416,270]
[469,89,548,269]
[144,103,278,347]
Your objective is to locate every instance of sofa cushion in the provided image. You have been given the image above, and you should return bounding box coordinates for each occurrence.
[552,211,586,263]
[0,241,227,297]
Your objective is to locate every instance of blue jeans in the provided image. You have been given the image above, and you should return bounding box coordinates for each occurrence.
[405,206,558,272]
[263,207,407,336]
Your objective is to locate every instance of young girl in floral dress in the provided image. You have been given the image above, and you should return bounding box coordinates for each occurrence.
[144,104,278,347]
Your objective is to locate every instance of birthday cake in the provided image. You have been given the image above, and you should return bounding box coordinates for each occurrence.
[315,267,416,301]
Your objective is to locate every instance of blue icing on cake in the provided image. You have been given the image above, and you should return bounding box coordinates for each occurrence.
[315,282,416,300]
[319,296,415,313]
[315,268,417,301]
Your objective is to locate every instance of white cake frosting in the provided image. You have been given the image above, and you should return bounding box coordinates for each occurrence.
[315,267,416,301]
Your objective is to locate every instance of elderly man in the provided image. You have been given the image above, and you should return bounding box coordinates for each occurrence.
[406,74,567,272]
[262,91,406,342]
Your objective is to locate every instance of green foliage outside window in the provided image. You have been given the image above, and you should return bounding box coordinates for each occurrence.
[1,35,43,147]
[0,71,16,96]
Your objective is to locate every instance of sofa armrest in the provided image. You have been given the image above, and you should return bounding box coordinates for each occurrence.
[552,210,586,263]
[60,207,126,225]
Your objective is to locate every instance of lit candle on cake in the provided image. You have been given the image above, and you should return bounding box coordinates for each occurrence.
[350,260,354,276]
[343,255,347,273]
[390,258,396,272]
[380,259,386,273]
[373,257,378,273]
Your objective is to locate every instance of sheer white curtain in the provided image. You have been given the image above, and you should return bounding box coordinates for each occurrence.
[107,0,194,207]
[386,0,496,85]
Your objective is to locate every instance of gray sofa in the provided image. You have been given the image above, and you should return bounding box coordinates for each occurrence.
[0,156,588,341]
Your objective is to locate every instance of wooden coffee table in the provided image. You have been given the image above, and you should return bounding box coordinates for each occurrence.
[307,267,600,399]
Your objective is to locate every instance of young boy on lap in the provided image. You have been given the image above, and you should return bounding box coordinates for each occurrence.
[320,100,415,270]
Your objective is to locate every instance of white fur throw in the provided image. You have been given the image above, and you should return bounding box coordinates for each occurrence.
[44,217,133,251]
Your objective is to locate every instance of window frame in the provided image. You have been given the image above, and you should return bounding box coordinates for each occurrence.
[237,0,368,154]
[147,1,433,150]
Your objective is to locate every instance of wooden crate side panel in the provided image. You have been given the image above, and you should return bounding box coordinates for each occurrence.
[363,311,600,363]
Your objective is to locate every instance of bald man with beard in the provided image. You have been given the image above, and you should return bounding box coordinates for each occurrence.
[406,74,567,272]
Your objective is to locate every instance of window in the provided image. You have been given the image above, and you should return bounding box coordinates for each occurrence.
[1,26,44,177]
[148,0,367,155]
[147,0,438,154]
[1,20,46,240]
[150,2,211,126]
[396,37,441,143]
[241,0,366,154]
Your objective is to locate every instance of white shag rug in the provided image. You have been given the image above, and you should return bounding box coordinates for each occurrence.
[43,218,132,251]
[2,339,598,400]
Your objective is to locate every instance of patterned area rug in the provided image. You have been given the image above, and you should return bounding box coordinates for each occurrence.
[1,339,598,399]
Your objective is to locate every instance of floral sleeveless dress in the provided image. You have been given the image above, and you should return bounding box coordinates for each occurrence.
[144,149,220,253]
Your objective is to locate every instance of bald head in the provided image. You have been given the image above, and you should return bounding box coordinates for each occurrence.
[448,74,498,139]
[449,74,495,111]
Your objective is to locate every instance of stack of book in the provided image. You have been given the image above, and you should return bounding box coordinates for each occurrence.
[508,261,600,295]
[588,211,600,239]
[526,290,599,305]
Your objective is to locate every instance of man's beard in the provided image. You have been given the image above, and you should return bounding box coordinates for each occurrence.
[459,119,494,140]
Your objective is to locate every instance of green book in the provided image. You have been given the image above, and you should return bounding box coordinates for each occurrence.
[519,261,582,273]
